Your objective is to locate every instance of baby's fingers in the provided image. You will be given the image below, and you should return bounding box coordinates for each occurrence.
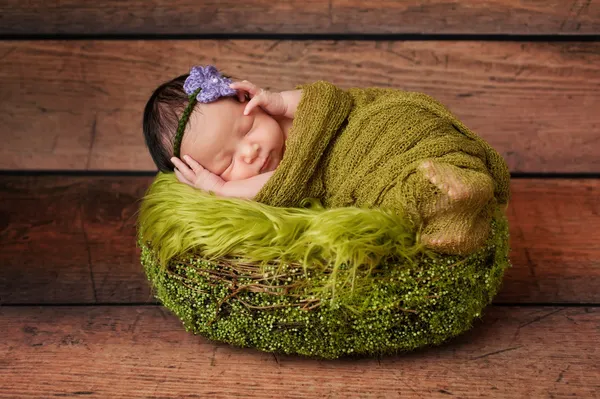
[243,90,267,115]
[174,167,193,187]
[230,80,260,97]
[170,156,197,183]
[182,155,205,174]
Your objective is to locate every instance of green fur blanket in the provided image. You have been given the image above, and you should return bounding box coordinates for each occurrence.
[255,81,511,255]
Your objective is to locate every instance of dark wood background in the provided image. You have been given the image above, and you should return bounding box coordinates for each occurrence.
[1,1,599,397]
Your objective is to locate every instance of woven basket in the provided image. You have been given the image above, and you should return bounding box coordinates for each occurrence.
[137,173,511,359]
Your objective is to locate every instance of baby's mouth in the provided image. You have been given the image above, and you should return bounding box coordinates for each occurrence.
[260,152,271,173]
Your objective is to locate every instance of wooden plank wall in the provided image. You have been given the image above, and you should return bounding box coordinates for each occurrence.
[1,1,599,397]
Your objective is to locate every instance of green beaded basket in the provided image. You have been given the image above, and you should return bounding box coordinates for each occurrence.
[137,173,511,359]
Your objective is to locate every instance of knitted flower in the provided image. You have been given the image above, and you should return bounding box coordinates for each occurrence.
[183,65,237,103]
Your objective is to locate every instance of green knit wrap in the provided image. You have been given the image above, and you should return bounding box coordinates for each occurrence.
[255,81,510,255]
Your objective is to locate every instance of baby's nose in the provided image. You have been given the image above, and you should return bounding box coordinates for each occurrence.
[243,143,260,163]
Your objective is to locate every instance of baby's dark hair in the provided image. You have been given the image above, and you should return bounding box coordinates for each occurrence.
[143,74,190,172]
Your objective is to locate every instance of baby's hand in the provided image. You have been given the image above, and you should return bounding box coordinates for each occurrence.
[171,155,225,194]
[229,80,286,117]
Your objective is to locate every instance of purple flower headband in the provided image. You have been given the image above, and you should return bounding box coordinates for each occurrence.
[173,65,237,159]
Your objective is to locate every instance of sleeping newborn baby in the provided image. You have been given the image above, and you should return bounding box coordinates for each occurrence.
[143,65,510,255]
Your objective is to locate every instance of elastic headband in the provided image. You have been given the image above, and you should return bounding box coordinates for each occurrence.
[173,65,236,159]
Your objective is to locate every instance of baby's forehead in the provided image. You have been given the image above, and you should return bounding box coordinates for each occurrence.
[194,98,240,128]
[188,99,240,149]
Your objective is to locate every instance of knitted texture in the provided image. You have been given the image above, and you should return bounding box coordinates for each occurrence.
[255,81,511,255]
[184,65,237,102]
[173,89,200,158]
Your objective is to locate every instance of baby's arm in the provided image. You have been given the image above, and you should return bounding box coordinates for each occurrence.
[217,172,275,199]
[171,155,273,200]
[280,89,302,119]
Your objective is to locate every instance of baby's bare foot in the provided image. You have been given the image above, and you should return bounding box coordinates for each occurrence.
[418,160,494,211]
[417,160,496,254]
[420,160,471,200]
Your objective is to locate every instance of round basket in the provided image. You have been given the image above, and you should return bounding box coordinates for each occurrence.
[138,173,511,359]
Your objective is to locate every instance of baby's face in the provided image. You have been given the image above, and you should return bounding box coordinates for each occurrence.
[180,97,285,181]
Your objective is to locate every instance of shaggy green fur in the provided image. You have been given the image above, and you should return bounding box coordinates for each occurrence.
[139,206,510,359]
[138,173,431,302]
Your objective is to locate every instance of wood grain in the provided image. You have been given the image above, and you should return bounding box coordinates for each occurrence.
[1,40,599,173]
[0,0,599,35]
[501,179,600,303]
[0,175,151,304]
[1,176,599,305]
[0,305,598,397]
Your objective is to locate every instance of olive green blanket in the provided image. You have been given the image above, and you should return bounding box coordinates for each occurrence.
[255,81,510,255]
